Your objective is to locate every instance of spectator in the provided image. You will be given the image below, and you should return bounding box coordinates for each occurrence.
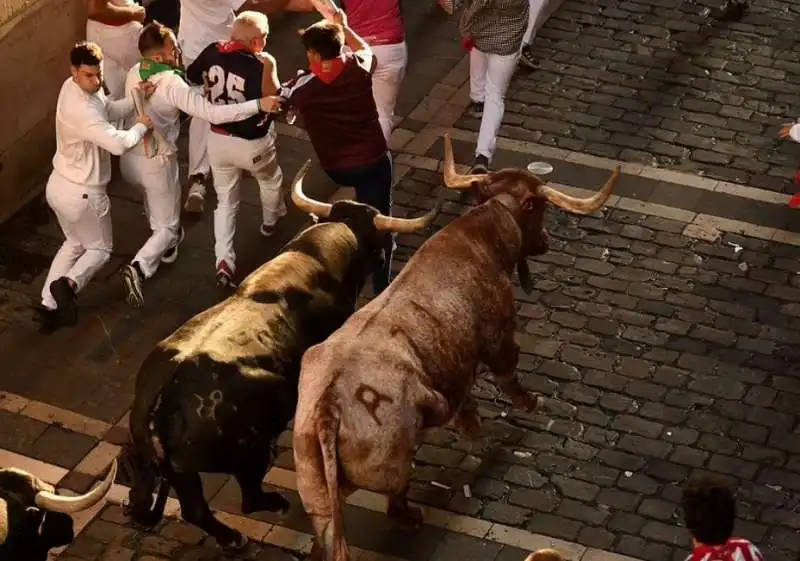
[681,474,765,561]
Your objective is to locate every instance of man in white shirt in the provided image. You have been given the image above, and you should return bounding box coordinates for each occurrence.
[118,21,282,307]
[86,0,146,100]
[186,11,286,288]
[39,42,154,333]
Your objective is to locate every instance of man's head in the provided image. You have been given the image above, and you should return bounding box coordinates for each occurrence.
[300,20,345,65]
[70,42,104,95]
[681,474,736,546]
[138,21,181,67]
[232,11,269,53]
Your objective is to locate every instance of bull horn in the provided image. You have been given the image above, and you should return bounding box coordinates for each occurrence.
[0,498,7,545]
[538,166,620,214]
[373,193,444,234]
[290,159,333,219]
[442,133,487,190]
[34,459,117,514]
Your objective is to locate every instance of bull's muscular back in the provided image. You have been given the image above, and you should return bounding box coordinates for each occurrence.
[163,223,362,364]
[133,223,365,422]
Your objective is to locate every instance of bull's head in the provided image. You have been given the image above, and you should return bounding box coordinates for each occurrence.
[0,459,116,561]
[289,159,443,284]
[441,133,619,293]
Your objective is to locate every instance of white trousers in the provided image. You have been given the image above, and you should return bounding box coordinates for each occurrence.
[469,47,519,161]
[119,153,181,278]
[186,75,211,191]
[371,42,408,141]
[86,20,142,100]
[208,130,286,272]
[41,173,113,309]
[523,0,564,45]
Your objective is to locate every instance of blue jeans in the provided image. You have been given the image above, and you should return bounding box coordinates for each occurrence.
[325,152,394,295]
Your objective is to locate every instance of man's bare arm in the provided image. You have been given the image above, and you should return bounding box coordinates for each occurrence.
[258,52,280,97]
[87,0,145,23]
[238,0,315,15]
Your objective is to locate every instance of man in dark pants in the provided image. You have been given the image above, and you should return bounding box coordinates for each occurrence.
[280,11,395,296]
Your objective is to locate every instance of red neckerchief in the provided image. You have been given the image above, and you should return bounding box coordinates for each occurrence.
[310,55,346,84]
[217,40,250,54]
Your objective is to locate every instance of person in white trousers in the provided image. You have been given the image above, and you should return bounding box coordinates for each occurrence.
[86,0,146,100]
[186,11,287,287]
[460,0,528,174]
[177,0,248,214]
[118,21,282,306]
[339,0,407,141]
[177,0,308,214]
[39,41,154,333]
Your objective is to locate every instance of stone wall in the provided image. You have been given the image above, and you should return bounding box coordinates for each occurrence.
[0,0,85,224]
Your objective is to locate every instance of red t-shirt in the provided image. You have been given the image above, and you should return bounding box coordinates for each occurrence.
[342,0,404,46]
[281,51,387,171]
[687,538,764,561]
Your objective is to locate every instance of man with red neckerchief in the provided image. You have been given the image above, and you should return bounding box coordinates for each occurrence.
[681,475,765,561]
[280,11,395,296]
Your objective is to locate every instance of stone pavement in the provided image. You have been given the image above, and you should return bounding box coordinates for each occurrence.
[1,2,800,561]
[458,0,800,193]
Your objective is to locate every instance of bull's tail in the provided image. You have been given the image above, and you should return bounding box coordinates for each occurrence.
[316,405,346,561]
[121,397,171,528]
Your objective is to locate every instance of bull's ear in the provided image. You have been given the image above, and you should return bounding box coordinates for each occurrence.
[39,512,75,548]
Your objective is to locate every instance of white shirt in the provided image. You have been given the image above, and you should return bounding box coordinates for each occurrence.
[51,78,147,189]
[122,63,262,158]
[177,0,245,65]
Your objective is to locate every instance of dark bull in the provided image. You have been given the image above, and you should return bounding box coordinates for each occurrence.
[122,160,443,551]
[0,460,116,561]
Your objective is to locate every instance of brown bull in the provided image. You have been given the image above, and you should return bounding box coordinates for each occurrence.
[292,133,620,561]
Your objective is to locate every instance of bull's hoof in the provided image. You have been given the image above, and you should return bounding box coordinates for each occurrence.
[387,503,423,527]
[221,532,249,553]
[242,491,291,515]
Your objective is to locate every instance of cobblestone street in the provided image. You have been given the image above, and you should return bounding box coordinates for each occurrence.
[1,2,800,561]
[459,0,800,192]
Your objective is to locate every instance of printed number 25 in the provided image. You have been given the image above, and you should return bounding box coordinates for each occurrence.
[207,65,246,104]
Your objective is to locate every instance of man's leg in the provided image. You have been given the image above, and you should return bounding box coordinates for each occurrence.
[185,114,212,213]
[519,0,546,69]
[370,43,408,141]
[208,133,243,287]
[120,155,182,308]
[475,51,518,172]
[43,189,113,328]
[39,176,86,331]
[248,134,286,237]
[354,154,395,295]
[65,192,114,293]
[468,48,490,172]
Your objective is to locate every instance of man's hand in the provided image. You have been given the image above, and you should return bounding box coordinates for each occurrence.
[331,8,347,27]
[779,123,795,140]
[137,113,154,129]
[258,96,284,113]
[138,81,157,99]
[131,4,146,22]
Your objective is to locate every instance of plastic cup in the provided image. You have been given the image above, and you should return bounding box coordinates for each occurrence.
[527,162,554,175]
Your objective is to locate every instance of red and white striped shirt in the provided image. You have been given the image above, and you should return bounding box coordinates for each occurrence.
[687,538,764,561]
